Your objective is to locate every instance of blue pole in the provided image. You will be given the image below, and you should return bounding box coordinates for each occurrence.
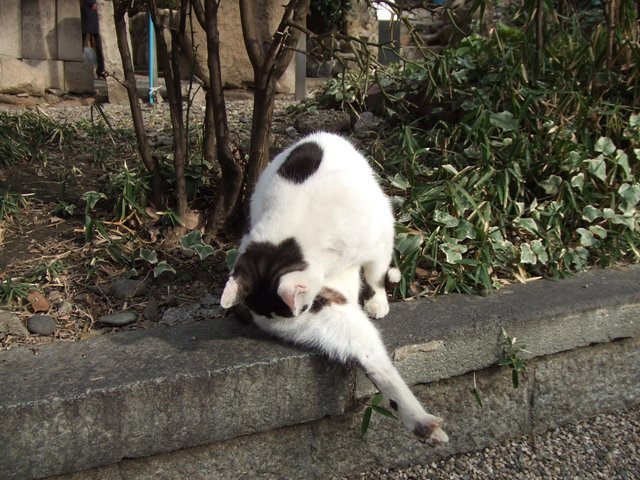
[148,10,156,104]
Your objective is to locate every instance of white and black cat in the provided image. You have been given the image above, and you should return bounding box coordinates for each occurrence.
[220,132,448,445]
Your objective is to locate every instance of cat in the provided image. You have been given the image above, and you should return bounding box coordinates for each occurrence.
[219,131,448,444]
[220,131,396,320]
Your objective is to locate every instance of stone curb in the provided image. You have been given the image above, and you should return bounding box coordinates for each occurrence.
[1,266,639,479]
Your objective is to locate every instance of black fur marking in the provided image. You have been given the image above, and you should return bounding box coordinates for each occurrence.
[277,141,323,184]
[413,422,432,439]
[358,268,376,305]
[233,238,308,318]
[309,287,347,313]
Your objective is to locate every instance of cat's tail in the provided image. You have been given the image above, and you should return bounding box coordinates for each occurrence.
[386,267,402,285]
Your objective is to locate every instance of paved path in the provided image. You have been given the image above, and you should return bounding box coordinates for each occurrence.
[341,406,640,479]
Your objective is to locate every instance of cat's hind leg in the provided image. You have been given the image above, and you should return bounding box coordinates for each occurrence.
[361,261,399,319]
[275,306,448,445]
[358,332,449,446]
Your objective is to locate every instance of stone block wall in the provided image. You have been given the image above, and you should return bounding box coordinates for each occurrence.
[0,0,93,95]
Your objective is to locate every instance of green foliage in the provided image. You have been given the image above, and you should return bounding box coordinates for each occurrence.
[499,328,530,389]
[0,278,35,306]
[360,393,397,438]
[0,111,74,166]
[0,192,28,221]
[109,165,150,221]
[180,231,215,260]
[316,8,640,295]
[81,191,108,243]
[309,0,352,33]
[31,260,65,283]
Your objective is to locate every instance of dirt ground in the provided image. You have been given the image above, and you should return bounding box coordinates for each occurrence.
[0,91,309,352]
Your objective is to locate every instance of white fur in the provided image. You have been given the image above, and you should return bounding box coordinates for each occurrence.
[252,266,449,445]
[236,131,396,318]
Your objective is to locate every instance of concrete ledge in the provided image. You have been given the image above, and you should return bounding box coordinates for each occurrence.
[1,266,640,479]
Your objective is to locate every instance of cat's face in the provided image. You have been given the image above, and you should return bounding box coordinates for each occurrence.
[220,238,317,318]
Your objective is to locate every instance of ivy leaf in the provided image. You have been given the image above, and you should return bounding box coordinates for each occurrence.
[434,210,460,228]
[582,205,602,222]
[180,231,204,249]
[139,248,158,264]
[576,228,598,247]
[594,137,616,156]
[520,243,536,264]
[395,233,423,256]
[589,225,607,239]
[454,219,477,240]
[540,175,563,195]
[618,183,640,215]
[570,173,585,191]
[490,110,518,132]
[530,239,548,264]
[514,217,538,234]
[440,242,467,264]
[153,261,176,277]
[191,243,215,261]
[613,150,631,180]
[584,155,607,182]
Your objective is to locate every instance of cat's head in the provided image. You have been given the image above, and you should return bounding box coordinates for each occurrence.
[219,238,320,318]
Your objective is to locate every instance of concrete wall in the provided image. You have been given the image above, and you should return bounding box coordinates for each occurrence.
[1,266,639,479]
[0,0,22,58]
[0,0,93,95]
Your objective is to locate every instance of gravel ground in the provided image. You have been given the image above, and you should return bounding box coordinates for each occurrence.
[340,406,640,480]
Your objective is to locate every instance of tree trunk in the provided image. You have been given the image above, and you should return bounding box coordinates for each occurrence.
[149,2,189,218]
[200,0,244,240]
[112,2,165,210]
[240,0,311,196]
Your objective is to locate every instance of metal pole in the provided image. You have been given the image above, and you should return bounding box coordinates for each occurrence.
[148,10,157,104]
[295,33,306,101]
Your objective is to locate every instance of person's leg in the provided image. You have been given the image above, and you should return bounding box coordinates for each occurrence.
[94,34,105,77]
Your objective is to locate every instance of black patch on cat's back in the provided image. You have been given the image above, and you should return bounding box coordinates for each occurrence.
[277,141,323,184]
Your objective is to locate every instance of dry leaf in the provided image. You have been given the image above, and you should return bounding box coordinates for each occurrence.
[27,291,50,312]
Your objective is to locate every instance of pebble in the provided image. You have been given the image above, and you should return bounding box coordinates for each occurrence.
[110,279,148,299]
[337,406,640,480]
[26,314,56,336]
[143,298,160,320]
[0,312,29,339]
[96,311,137,327]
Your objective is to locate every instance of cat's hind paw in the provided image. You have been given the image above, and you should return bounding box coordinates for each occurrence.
[413,417,449,447]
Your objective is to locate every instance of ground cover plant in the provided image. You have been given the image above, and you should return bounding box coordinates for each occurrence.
[314,3,640,296]
[1,1,639,353]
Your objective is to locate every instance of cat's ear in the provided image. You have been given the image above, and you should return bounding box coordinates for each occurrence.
[220,276,244,309]
[277,282,308,316]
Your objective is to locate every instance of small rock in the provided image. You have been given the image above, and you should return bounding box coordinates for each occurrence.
[354,111,379,132]
[143,298,160,320]
[26,314,56,336]
[110,279,148,299]
[285,126,297,137]
[0,312,29,338]
[96,311,137,327]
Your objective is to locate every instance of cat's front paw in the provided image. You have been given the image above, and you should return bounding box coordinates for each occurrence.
[364,295,390,319]
[413,416,449,447]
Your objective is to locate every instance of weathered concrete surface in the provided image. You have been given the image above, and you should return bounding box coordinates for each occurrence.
[96,0,128,104]
[1,266,639,479]
[0,56,46,95]
[57,0,83,62]
[49,337,640,480]
[22,0,58,60]
[0,0,21,58]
